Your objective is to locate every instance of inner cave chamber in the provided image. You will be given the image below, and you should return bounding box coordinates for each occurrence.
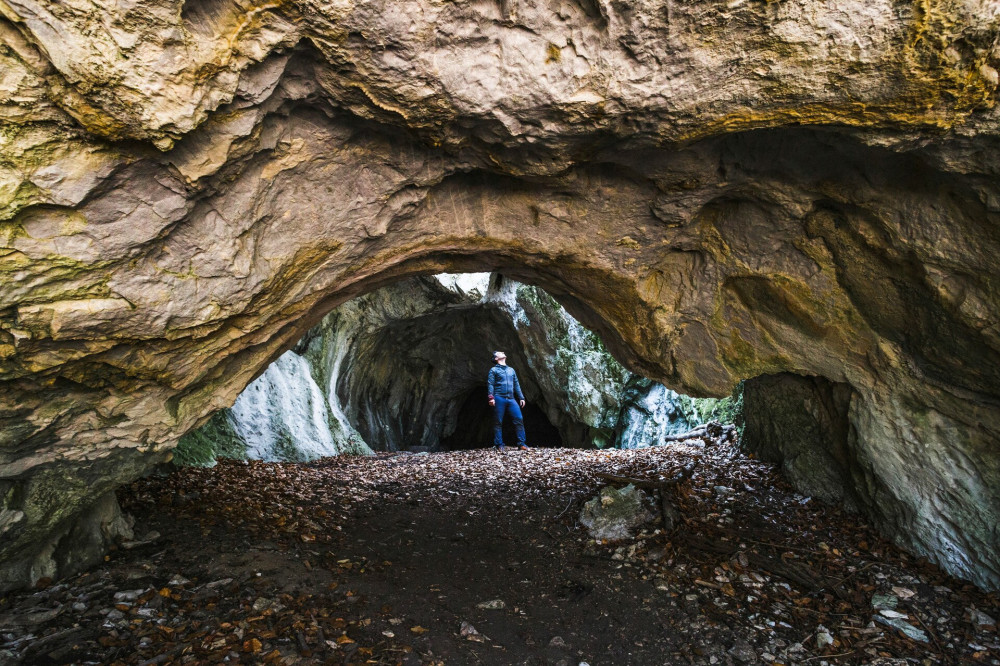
[181,272,719,462]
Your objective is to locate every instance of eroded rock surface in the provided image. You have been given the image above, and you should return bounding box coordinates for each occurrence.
[0,1,999,590]
[741,374,859,509]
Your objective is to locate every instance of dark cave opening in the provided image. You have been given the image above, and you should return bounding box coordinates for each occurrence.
[440,384,564,451]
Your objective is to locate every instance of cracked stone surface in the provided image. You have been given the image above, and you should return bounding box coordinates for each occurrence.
[0,1,999,590]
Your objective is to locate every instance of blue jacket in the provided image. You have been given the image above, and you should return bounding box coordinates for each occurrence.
[488,364,524,401]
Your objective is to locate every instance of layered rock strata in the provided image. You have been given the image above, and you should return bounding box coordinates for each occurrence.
[0,1,998,590]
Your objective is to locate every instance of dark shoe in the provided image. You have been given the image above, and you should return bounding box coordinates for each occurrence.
[495,445,506,454]
[518,444,529,450]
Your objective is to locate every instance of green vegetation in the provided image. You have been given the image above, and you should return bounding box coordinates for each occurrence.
[173,410,248,467]
[688,381,745,433]
[272,432,312,463]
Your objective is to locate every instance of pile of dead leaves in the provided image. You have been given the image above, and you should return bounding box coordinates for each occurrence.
[0,443,997,665]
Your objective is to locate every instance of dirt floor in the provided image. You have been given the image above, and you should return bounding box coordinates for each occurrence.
[1,440,998,665]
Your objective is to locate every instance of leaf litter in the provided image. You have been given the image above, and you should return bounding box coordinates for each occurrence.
[0,439,997,665]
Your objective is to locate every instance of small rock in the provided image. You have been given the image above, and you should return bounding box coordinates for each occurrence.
[713,486,733,497]
[579,485,655,541]
[816,625,834,650]
[476,599,505,610]
[871,594,898,610]
[460,621,487,642]
[252,597,282,613]
[891,586,916,599]
[71,602,86,612]
[167,574,191,587]
[879,609,908,620]
[875,615,929,643]
[549,636,567,648]
[112,589,145,603]
[968,608,996,627]
[728,638,757,663]
[206,578,233,589]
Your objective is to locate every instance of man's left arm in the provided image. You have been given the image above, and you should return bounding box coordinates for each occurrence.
[513,370,525,406]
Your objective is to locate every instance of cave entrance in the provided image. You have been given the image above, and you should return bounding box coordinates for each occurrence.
[440,384,564,451]
[179,271,729,464]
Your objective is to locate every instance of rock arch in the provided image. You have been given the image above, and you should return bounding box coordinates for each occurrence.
[1,2,999,590]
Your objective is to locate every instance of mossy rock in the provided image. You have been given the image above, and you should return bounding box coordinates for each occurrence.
[173,410,248,467]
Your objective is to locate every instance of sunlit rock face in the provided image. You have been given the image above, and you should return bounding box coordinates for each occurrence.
[614,379,702,448]
[0,1,999,590]
[188,272,696,458]
[229,351,370,461]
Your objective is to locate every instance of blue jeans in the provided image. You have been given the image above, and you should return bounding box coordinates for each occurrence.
[492,397,525,447]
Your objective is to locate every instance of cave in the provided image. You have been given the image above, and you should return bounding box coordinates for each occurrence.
[330,288,571,452]
[1,0,999,615]
[327,274,624,453]
[195,272,659,459]
[440,386,564,451]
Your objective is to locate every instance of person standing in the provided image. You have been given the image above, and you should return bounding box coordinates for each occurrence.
[487,351,529,452]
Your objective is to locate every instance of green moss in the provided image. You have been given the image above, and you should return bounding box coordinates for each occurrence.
[272,432,309,463]
[173,410,248,467]
[0,183,46,222]
[690,381,745,432]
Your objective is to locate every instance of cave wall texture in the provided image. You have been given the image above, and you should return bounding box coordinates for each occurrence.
[0,0,998,590]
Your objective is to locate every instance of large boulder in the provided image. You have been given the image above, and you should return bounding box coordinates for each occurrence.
[743,373,1000,590]
[579,485,656,541]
